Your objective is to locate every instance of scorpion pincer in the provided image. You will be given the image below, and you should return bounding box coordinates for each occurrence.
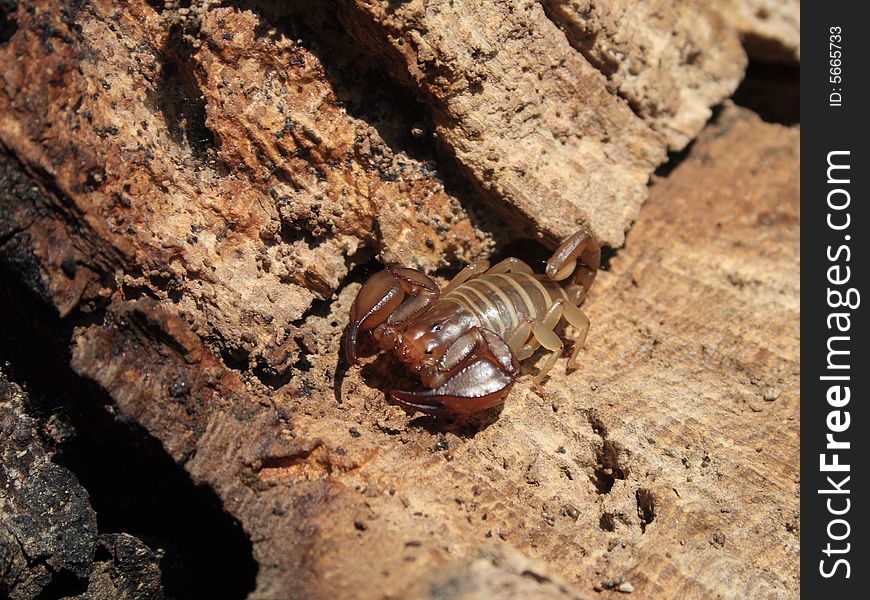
[344,226,600,417]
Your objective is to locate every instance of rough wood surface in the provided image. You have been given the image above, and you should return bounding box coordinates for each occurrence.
[540,0,747,150]
[0,1,799,599]
[1,373,167,600]
[712,0,800,64]
[1,375,98,598]
[0,0,497,379]
[337,0,750,245]
[338,0,657,246]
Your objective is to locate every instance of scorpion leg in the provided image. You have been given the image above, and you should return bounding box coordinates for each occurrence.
[562,301,590,370]
[345,267,439,364]
[390,328,519,417]
[514,299,563,360]
[531,300,566,384]
[443,260,490,295]
[506,320,533,354]
[545,225,601,304]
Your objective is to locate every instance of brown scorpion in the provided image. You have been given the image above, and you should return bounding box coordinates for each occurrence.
[344,227,600,417]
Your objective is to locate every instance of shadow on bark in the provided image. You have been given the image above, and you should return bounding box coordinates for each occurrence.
[0,264,257,599]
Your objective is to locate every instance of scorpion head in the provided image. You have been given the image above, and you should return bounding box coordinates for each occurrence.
[373,303,473,380]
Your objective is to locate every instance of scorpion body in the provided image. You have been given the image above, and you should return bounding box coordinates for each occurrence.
[345,227,600,417]
[444,270,574,347]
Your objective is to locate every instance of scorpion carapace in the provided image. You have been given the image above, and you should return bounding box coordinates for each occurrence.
[345,226,601,417]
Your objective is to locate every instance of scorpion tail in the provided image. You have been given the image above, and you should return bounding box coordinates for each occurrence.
[544,225,601,304]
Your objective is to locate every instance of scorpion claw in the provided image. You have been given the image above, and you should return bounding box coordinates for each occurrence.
[386,393,452,417]
[345,268,440,365]
[390,329,519,416]
[345,271,402,364]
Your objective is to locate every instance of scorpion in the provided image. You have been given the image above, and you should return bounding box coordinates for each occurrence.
[344,226,600,417]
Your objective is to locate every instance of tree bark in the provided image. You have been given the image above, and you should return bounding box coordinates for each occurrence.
[1,1,799,599]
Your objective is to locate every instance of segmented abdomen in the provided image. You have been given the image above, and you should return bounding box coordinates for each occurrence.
[443,272,567,338]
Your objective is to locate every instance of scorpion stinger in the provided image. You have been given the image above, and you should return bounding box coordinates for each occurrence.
[545,226,601,304]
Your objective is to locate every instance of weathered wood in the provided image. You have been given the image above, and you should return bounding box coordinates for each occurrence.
[66,102,799,600]
[1,1,798,598]
[540,0,747,150]
[575,105,799,598]
[712,0,800,64]
[0,0,494,379]
[339,0,661,246]
[1,374,99,599]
